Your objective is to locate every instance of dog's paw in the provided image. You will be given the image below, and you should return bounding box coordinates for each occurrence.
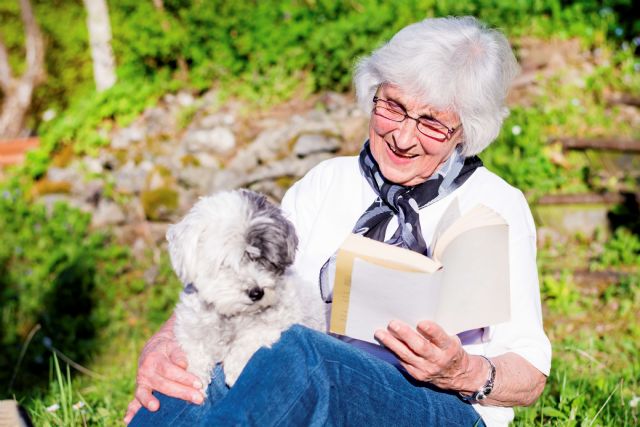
[187,361,215,396]
[222,360,242,387]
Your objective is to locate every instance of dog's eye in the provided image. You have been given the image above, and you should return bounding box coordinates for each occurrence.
[263,259,284,275]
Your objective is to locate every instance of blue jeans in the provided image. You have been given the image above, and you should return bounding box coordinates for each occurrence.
[130,325,484,426]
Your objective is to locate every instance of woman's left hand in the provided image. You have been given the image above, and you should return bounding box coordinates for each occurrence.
[374,320,479,391]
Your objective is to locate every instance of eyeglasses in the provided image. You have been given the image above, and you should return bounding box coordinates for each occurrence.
[372,96,458,142]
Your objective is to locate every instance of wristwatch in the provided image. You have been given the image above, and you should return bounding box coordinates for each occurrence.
[461,355,496,402]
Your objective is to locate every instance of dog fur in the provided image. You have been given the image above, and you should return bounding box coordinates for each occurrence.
[167,189,324,390]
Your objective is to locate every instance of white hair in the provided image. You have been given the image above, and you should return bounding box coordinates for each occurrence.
[354,16,519,156]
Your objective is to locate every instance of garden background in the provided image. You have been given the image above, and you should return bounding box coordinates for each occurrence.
[0,0,639,425]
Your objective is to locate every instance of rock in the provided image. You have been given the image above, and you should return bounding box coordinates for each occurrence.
[177,166,216,192]
[177,187,200,212]
[147,170,167,191]
[111,125,145,149]
[39,194,93,216]
[84,157,103,174]
[148,222,171,244]
[143,107,173,138]
[248,180,288,202]
[184,127,236,155]
[176,91,195,107]
[131,237,147,261]
[199,112,235,128]
[115,161,148,194]
[211,153,333,192]
[91,200,126,228]
[98,152,119,171]
[46,166,82,185]
[293,133,341,158]
[193,152,220,169]
[141,188,179,221]
[81,179,104,206]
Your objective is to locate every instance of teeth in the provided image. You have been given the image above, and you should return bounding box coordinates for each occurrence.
[389,143,414,158]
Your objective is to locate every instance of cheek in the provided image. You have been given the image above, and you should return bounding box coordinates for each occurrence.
[370,119,395,138]
[421,138,459,158]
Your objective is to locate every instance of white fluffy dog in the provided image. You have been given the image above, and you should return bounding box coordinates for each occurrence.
[167,189,324,391]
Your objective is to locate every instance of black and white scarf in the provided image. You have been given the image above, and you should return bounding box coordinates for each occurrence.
[319,140,482,302]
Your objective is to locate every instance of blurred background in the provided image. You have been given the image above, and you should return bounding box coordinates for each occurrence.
[0,0,638,425]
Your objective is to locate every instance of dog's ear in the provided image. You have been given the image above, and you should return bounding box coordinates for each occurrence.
[166,214,201,284]
[243,190,298,274]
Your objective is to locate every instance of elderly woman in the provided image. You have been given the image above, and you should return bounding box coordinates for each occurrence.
[125,16,551,427]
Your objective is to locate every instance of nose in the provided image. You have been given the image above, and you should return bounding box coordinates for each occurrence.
[247,287,264,302]
[392,119,418,151]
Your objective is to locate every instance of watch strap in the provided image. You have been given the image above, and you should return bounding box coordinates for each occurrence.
[460,355,496,402]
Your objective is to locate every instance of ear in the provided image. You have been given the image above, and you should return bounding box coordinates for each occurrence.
[245,208,298,275]
[166,215,201,284]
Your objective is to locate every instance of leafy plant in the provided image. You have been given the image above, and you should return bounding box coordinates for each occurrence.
[592,228,640,270]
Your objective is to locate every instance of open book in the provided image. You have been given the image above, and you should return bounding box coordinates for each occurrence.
[329,199,511,344]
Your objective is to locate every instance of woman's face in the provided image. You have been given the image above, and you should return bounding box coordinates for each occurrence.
[369,84,463,186]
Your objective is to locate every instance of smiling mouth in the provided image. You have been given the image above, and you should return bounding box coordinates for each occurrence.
[387,141,417,159]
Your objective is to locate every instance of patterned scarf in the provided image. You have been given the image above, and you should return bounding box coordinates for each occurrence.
[319,140,482,302]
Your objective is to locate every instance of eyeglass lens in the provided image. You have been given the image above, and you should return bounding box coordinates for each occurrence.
[373,98,449,142]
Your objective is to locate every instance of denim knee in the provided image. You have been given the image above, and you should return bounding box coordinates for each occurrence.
[279,325,332,365]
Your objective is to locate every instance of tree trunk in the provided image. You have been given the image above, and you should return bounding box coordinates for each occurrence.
[0,0,46,140]
[83,0,116,92]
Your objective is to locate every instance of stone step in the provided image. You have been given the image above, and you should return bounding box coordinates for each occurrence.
[554,137,640,153]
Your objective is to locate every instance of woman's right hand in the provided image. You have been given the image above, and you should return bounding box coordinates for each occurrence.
[123,322,206,425]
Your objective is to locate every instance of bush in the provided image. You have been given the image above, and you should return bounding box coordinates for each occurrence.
[0,185,129,393]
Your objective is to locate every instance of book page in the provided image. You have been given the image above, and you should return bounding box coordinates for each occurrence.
[329,234,440,336]
[435,224,510,334]
[330,205,511,341]
[433,204,506,262]
[430,198,462,252]
[343,258,444,344]
[340,234,440,273]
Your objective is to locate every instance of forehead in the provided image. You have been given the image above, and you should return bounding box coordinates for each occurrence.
[378,83,459,121]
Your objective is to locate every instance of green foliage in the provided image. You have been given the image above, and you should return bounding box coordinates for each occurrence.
[481,107,570,196]
[21,76,169,179]
[3,0,635,181]
[0,184,130,393]
[0,0,93,124]
[592,228,640,269]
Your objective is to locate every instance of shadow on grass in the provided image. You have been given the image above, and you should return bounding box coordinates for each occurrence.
[1,254,99,397]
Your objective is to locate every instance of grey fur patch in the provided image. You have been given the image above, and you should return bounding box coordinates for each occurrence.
[184,283,197,294]
[241,189,298,275]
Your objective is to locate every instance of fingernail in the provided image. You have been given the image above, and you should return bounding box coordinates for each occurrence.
[390,321,400,331]
[149,401,159,411]
[192,393,204,404]
[193,380,203,389]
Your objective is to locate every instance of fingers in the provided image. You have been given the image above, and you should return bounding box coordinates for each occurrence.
[416,320,452,350]
[139,347,201,390]
[374,321,427,366]
[169,346,188,370]
[123,398,142,425]
[159,362,203,391]
[137,369,205,406]
[134,384,159,412]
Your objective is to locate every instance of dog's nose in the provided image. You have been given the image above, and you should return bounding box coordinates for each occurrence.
[247,287,264,302]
